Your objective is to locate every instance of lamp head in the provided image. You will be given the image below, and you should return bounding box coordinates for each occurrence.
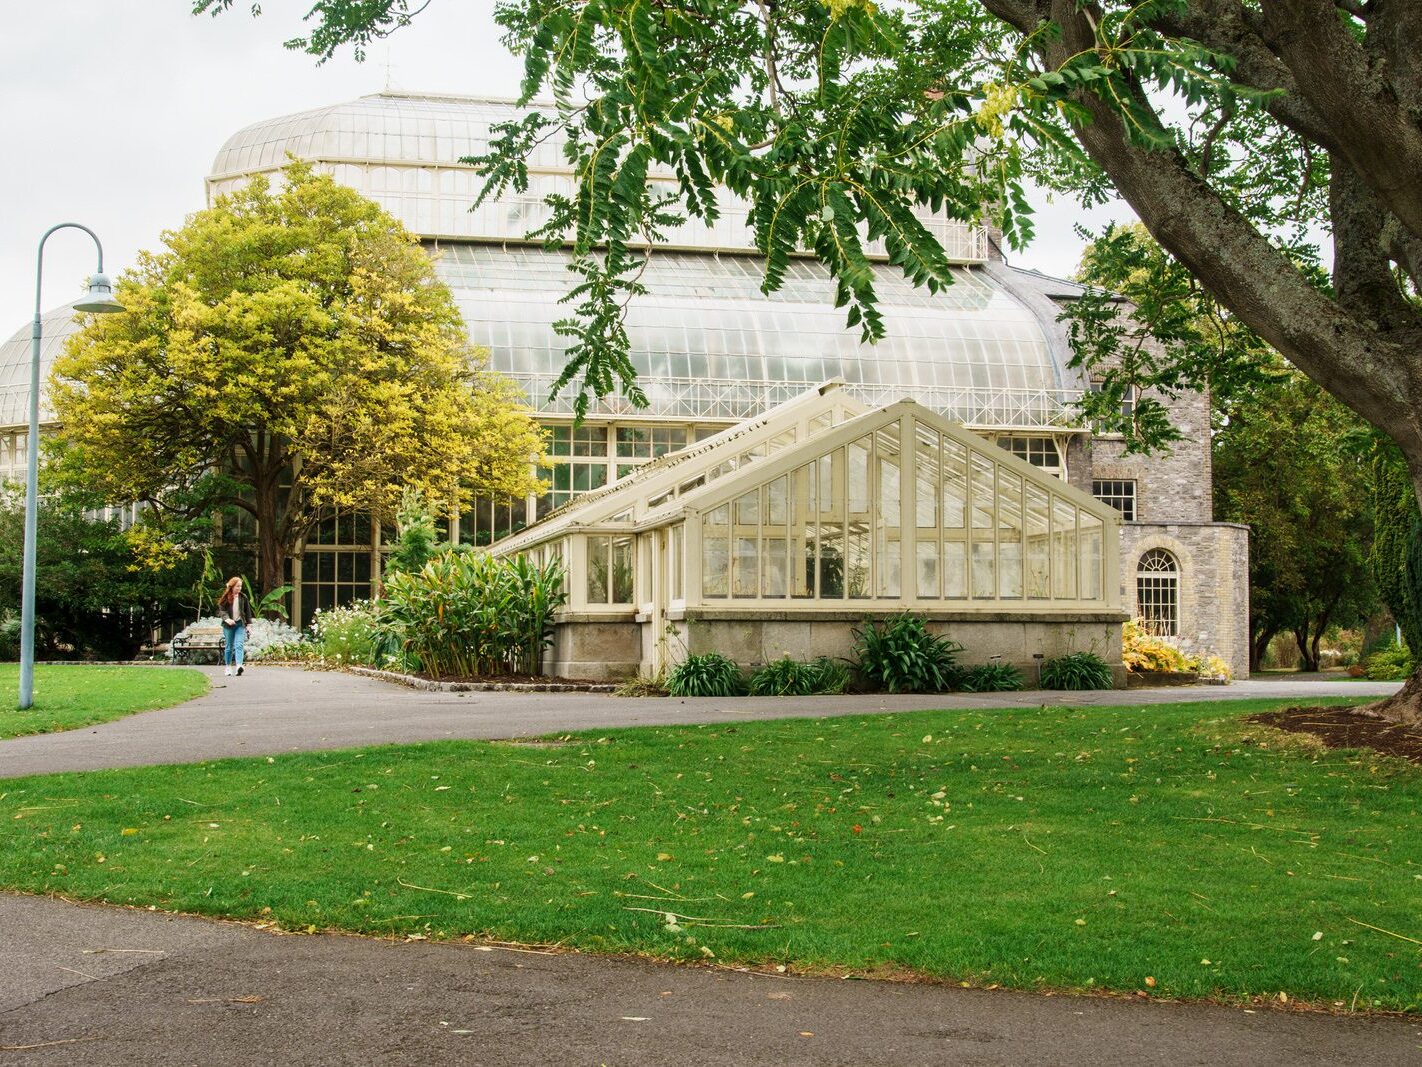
[74,273,124,314]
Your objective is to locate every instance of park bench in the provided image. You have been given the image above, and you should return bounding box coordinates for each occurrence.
[170,625,227,665]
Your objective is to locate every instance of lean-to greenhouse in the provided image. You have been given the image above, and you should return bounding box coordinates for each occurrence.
[491,383,1126,681]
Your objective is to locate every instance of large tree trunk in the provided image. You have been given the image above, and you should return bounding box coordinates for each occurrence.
[1369,666,1422,725]
[251,479,288,609]
[1292,627,1319,673]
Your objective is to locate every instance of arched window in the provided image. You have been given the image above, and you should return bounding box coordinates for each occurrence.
[1137,549,1179,636]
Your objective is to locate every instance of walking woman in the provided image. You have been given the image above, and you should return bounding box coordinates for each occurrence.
[216,577,253,677]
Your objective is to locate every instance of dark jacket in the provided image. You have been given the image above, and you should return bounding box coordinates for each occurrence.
[218,594,253,627]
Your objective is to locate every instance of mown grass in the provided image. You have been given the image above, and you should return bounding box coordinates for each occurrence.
[0,664,209,738]
[1,696,1417,1010]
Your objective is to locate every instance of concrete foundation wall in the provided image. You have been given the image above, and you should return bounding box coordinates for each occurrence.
[546,617,642,680]
[548,609,1130,685]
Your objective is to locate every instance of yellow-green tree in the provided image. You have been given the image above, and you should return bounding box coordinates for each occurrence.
[52,161,545,595]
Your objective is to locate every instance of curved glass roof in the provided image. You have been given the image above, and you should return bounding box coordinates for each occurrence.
[0,303,86,428]
[435,245,1081,425]
[208,92,988,261]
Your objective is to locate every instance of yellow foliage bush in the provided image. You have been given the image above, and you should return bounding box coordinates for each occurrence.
[1122,619,1189,673]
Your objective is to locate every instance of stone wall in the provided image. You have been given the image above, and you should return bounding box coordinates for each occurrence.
[546,615,642,680]
[1084,385,1213,524]
[1120,522,1251,679]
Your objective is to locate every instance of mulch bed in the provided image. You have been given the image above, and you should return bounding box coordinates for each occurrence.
[1249,705,1422,764]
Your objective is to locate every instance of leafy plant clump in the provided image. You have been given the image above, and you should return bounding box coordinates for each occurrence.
[852,614,963,694]
[615,671,670,698]
[748,655,850,696]
[666,653,744,697]
[376,552,567,678]
[1040,652,1115,691]
[959,662,1025,693]
[1366,641,1415,682]
[1121,619,1191,674]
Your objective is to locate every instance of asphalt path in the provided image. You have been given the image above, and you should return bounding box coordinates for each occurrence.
[0,666,1400,779]
[2,894,1419,1066]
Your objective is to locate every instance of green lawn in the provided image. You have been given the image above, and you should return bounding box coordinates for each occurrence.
[0,664,209,738]
[1,696,1417,1011]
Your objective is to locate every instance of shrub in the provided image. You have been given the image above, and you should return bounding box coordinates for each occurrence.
[959,662,1024,693]
[747,655,851,696]
[310,600,380,666]
[1121,619,1190,673]
[167,616,306,663]
[852,613,963,694]
[376,551,567,678]
[1196,654,1234,683]
[1365,641,1415,681]
[666,653,744,697]
[1040,651,1114,691]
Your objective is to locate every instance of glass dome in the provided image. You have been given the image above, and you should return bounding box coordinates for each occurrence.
[436,244,1082,425]
[0,303,86,428]
[208,92,989,262]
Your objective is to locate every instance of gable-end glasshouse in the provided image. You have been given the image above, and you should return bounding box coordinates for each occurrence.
[490,382,1126,681]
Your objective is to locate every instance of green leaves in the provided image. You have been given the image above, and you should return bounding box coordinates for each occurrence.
[851,613,964,694]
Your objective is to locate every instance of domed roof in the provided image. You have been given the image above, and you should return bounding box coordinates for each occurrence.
[0,303,86,428]
[437,245,1082,425]
[207,92,990,262]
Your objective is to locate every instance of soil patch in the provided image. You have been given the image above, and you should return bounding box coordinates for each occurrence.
[1250,705,1422,764]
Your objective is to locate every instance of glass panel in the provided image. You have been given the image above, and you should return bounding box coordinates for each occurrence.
[734,535,759,598]
[671,524,684,600]
[1079,511,1103,601]
[971,454,994,530]
[943,439,968,527]
[915,428,939,529]
[997,469,1023,599]
[1025,484,1051,599]
[611,535,634,604]
[736,488,760,527]
[766,476,788,525]
[586,535,609,604]
[971,540,995,599]
[791,462,816,598]
[762,537,787,598]
[916,539,939,599]
[943,539,967,598]
[876,427,901,598]
[1052,498,1078,599]
[703,505,730,598]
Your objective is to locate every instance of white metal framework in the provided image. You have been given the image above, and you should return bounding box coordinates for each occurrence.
[492,384,1120,622]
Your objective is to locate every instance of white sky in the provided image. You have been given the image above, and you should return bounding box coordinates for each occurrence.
[0,1,1131,339]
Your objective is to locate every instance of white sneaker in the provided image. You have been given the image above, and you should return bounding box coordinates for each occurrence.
[224,667,232,676]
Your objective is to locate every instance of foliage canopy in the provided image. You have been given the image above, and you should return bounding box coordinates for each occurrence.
[52,161,546,593]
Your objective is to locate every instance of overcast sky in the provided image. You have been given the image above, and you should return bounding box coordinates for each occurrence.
[1,1,1131,341]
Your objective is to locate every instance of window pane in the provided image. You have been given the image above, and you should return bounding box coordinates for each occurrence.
[1025,484,1050,599]
[703,505,729,598]
[762,537,787,598]
[1079,511,1103,601]
[944,539,967,598]
[916,539,939,598]
[791,462,817,598]
[942,440,967,527]
[876,428,901,598]
[1052,499,1078,599]
[611,536,634,604]
[734,536,759,598]
[586,535,609,604]
[997,469,1023,599]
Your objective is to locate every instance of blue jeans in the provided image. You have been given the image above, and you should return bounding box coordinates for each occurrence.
[222,623,246,667]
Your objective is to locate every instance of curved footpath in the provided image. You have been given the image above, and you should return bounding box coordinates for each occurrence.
[0,666,1401,779]
[1,893,1419,1066]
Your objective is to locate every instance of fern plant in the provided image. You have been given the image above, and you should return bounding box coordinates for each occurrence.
[666,653,744,697]
[1040,652,1114,691]
[852,614,963,694]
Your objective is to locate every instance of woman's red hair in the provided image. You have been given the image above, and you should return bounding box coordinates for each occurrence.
[217,577,242,610]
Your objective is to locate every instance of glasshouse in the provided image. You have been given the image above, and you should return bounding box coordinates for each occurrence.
[490,382,1124,680]
[0,90,1250,677]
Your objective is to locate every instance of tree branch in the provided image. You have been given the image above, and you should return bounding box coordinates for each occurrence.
[1260,0,1422,237]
